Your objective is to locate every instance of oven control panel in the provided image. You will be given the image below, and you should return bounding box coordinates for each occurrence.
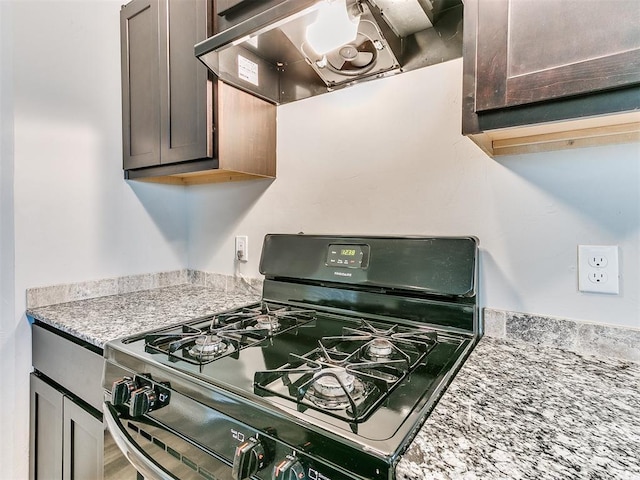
[111,375,171,417]
[232,436,273,479]
[228,430,357,480]
[231,438,339,480]
[272,455,306,480]
[325,244,370,269]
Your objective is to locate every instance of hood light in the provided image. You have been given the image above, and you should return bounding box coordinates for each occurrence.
[306,0,360,55]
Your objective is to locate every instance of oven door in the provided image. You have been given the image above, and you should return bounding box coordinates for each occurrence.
[103,402,235,480]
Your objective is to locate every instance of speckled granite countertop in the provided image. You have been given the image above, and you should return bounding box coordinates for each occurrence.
[27,284,260,348]
[27,286,640,479]
[396,337,640,480]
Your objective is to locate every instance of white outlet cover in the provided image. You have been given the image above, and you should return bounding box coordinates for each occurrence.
[578,245,619,294]
[235,235,248,262]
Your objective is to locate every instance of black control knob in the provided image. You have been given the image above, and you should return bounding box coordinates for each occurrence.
[232,437,269,480]
[129,387,156,417]
[111,377,136,405]
[273,455,306,480]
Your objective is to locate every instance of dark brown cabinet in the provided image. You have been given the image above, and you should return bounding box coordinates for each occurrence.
[121,0,276,184]
[463,0,640,156]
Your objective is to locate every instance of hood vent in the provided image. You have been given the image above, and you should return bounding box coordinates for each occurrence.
[195,0,463,104]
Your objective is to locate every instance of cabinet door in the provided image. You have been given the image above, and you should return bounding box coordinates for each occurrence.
[159,0,213,164]
[62,397,104,480]
[121,0,162,169]
[30,374,64,480]
[474,0,640,111]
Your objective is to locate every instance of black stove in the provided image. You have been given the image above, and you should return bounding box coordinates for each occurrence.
[103,235,481,480]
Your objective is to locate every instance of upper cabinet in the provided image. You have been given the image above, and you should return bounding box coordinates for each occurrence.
[120,0,276,184]
[462,0,640,157]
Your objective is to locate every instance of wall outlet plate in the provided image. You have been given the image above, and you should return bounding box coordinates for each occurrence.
[235,236,248,262]
[578,245,619,294]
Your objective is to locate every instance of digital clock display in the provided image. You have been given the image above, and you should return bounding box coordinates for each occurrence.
[326,244,369,269]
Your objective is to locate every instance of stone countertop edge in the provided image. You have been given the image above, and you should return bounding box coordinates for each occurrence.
[27,283,261,349]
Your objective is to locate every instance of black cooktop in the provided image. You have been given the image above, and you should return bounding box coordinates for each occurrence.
[117,301,472,444]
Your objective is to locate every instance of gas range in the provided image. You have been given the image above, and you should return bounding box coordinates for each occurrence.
[103,235,480,480]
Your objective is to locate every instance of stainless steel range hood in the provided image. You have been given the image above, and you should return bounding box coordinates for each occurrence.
[195,0,463,104]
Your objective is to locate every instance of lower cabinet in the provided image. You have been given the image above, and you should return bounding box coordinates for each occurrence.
[63,396,104,480]
[30,374,63,479]
[30,373,104,480]
[29,323,140,480]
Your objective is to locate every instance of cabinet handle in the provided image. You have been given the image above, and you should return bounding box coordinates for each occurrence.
[103,402,177,480]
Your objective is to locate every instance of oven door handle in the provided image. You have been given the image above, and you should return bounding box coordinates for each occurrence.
[103,402,178,480]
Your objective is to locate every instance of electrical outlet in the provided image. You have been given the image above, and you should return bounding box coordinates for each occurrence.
[588,255,608,268]
[578,245,619,294]
[235,236,248,262]
[588,271,608,284]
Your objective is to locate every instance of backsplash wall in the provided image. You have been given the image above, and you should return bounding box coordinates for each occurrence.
[25,272,639,363]
[186,59,640,331]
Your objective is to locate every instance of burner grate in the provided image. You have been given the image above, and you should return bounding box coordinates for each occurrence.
[254,351,393,428]
[143,303,316,365]
[254,319,440,427]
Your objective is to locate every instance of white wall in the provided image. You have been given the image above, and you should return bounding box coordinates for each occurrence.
[1,2,19,479]
[187,59,640,329]
[1,2,190,478]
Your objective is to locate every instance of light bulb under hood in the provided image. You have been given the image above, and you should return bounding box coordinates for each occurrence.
[306,0,360,55]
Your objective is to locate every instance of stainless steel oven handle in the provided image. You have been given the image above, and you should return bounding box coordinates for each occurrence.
[103,402,178,480]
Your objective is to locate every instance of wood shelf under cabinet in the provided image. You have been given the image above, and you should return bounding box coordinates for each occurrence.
[468,112,640,157]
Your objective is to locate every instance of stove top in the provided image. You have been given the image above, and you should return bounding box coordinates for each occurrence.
[103,235,480,480]
[108,300,472,442]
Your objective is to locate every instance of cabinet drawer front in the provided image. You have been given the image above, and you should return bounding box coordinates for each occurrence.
[32,324,104,411]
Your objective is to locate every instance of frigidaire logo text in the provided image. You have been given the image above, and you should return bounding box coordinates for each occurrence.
[334,271,352,277]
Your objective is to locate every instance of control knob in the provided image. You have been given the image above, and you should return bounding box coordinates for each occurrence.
[129,386,157,417]
[273,455,307,480]
[232,437,270,480]
[111,377,136,405]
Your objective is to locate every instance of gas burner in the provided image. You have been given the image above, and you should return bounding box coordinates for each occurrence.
[255,344,404,422]
[251,314,281,332]
[307,367,365,410]
[216,303,316,336]
[367,338,395,359]
[188,334,230,360]
[313,367,355,397]
[323,319,439,369]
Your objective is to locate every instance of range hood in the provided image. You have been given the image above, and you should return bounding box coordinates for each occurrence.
[195,0,463,104]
